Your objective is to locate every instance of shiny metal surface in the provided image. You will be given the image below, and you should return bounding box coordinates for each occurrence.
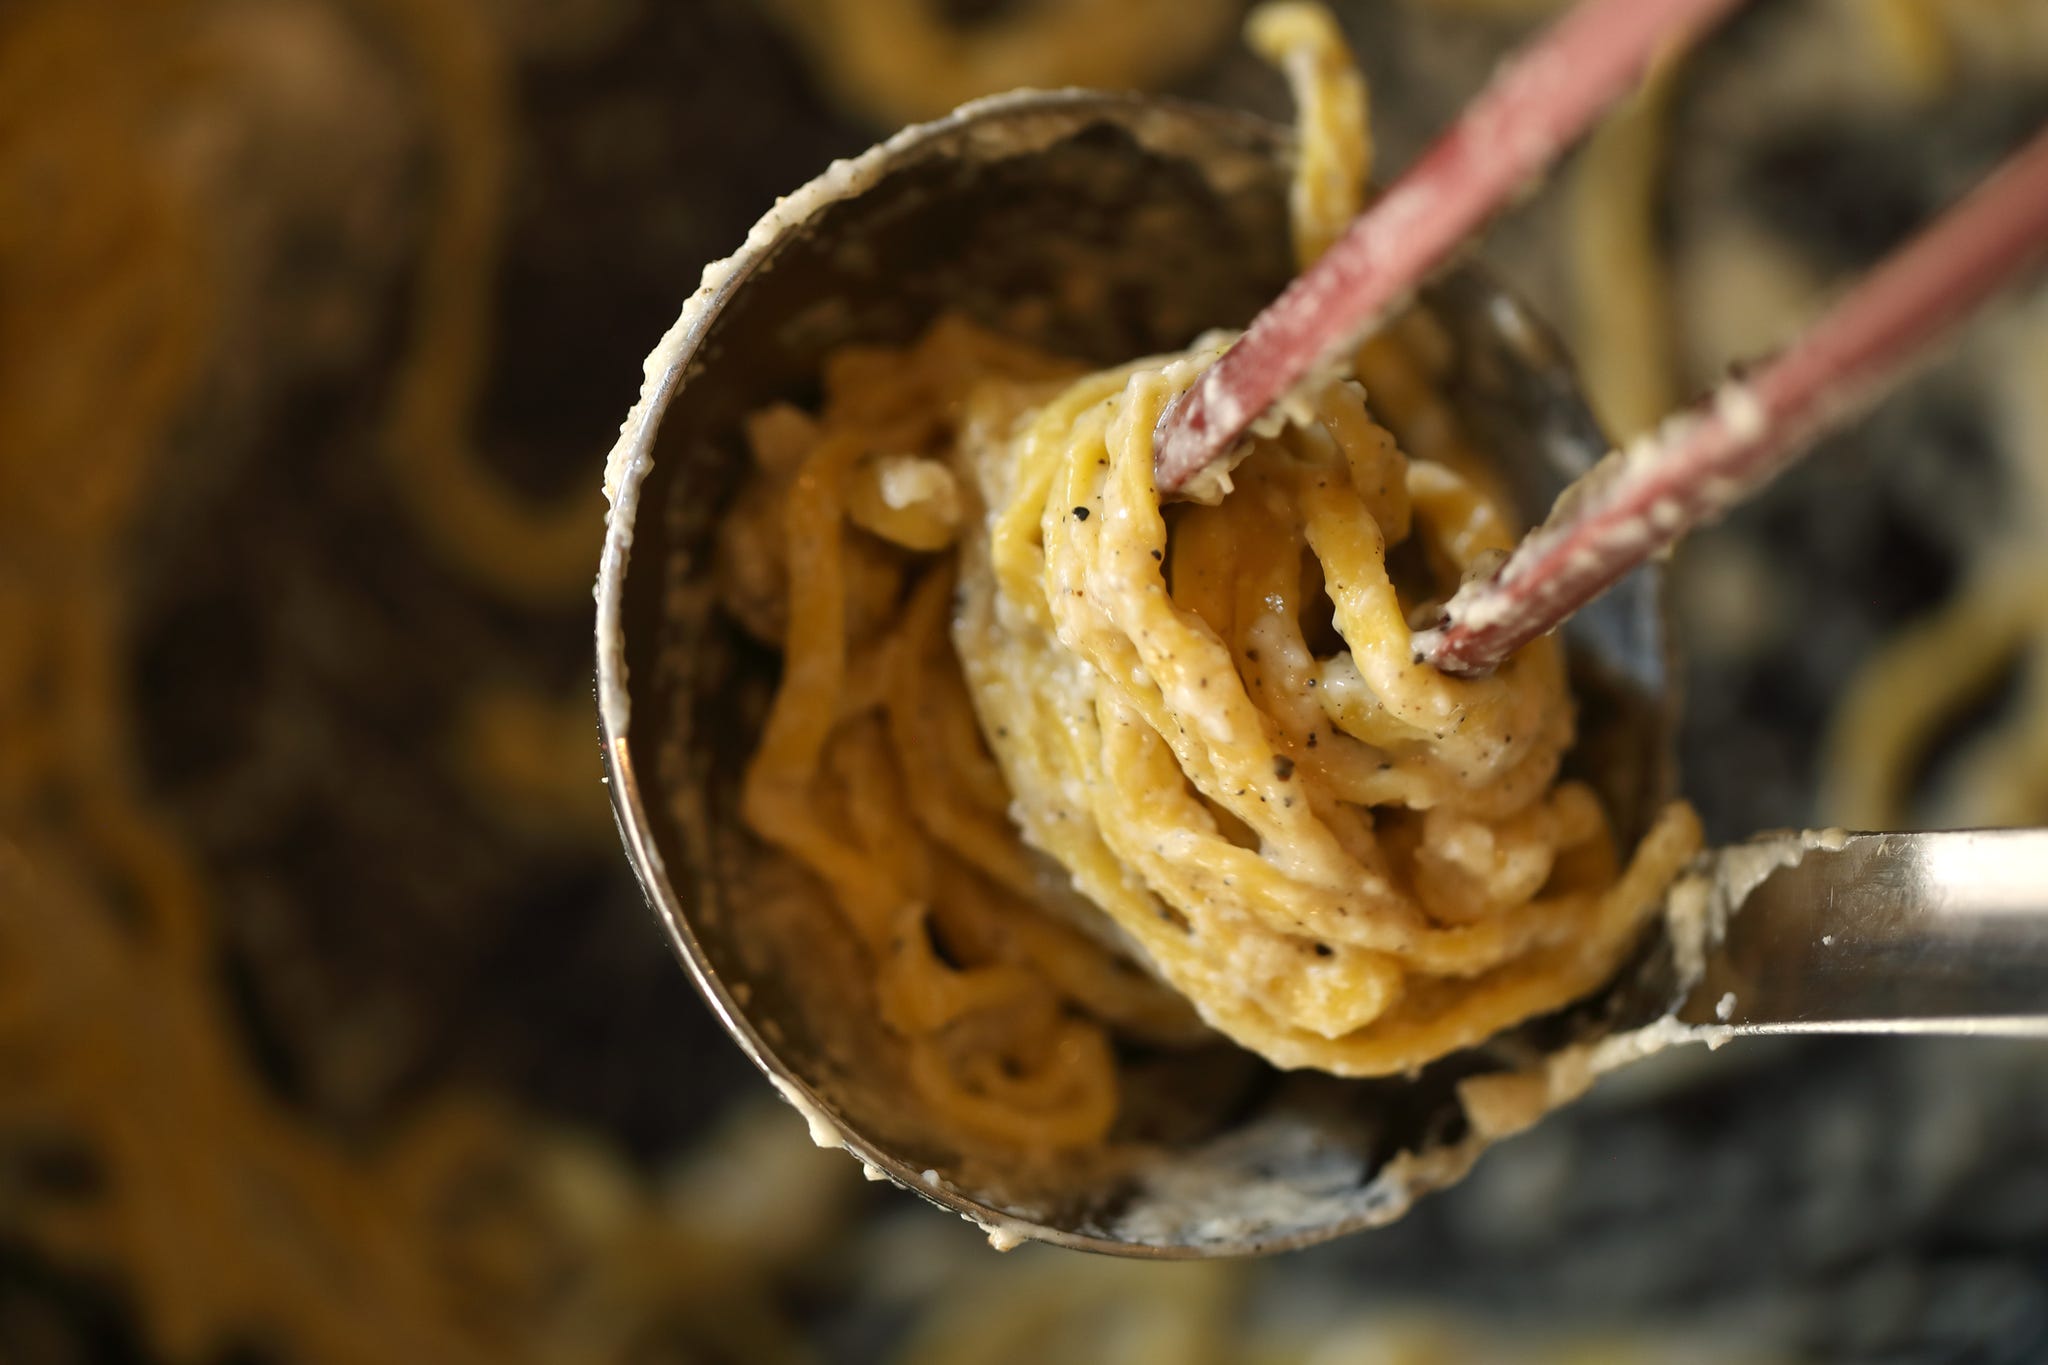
[595,90,1675,1257]
[1681,830,2048,1037]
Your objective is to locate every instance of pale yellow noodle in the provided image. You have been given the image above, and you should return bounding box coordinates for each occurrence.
[764,0,1241,127]
[1247,2,1371,267]
[1569,65,1678,442]
[1867,0,1955,96]
[0,5,847,1362]
[1822,304,2048,829]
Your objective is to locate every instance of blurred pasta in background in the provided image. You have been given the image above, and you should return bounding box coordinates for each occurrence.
[3,0,2046,1362]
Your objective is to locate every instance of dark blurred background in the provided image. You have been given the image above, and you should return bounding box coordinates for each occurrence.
[3,1,2046,1361]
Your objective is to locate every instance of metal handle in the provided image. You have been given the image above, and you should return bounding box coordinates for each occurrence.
[1679,829,2048,1037]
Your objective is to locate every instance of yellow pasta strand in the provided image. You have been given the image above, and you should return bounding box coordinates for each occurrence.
[1247,2,1371,267]
[763,0,1240,127]
[1569,64,1678,442]
[1823,302,2048,830]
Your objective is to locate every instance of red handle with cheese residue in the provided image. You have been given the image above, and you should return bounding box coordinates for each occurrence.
[1414,123,2048,677]
[1152,0,1749,494]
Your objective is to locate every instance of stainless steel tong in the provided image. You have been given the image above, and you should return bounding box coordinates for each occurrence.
[1677,829,2048,1038]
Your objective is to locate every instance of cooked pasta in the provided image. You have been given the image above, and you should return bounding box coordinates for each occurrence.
[1568,64,1678,443]
[726,2,1700,1149]
[12,0,2045,1358]
[762,0,1240,128]
[1821,300,2048,829]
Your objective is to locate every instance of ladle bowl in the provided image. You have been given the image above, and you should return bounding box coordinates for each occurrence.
[595,89,1673,1256]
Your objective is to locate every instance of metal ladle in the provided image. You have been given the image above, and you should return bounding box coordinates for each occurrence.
[594,91,2048,1257]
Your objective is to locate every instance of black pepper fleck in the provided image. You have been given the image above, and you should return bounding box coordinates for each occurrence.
[1273,755,1295,780]
[1072,506,1090,521]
